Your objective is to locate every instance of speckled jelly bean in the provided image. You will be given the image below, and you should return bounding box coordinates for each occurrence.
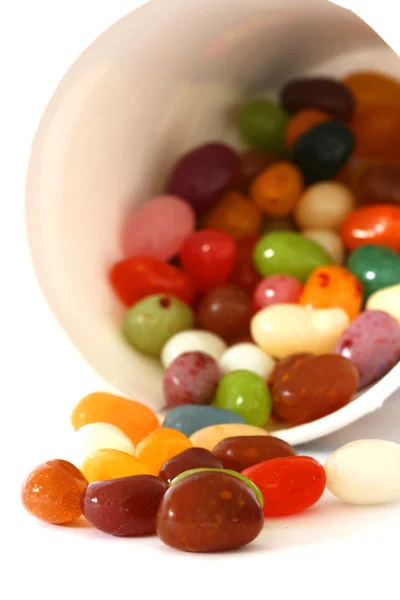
[347,244,400,299]
[219,343,276,379]
[72,423,136,467]
[214,370,272,427]
[163,351,221,408]
[340,204,400,252]
[280,77,354,120]
[190,423,269,451]
[366,284,400,324]
[238,99,289,154]
[158,448,224,484]
[203,191,262,239]
[253,275,303,310]
[250,162,304,217]
[251,304,349,359]
[302,229,345,264]
[213,435,296,472]
[161,330,227,369]
[294,181,355,230]
[135,428,192,476]
[334,310,400,389]
[163,405,247,437]
[81,449,147,483]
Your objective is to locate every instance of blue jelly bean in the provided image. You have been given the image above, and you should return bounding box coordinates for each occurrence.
[163,405,247,437]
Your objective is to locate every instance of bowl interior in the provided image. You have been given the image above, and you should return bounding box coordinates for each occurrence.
[26,0,400,445]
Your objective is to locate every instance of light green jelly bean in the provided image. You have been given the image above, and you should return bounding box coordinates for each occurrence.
[238,99,289,155]
[214,370,272,427]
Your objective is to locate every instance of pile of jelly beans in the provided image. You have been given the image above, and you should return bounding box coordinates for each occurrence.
[21,391,400,552]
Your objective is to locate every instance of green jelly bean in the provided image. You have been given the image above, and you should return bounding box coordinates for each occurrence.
[170,468,264,507]
[253,232,332,282]
[214,370,272,427]
[238,99,289,154]
[347,244,400,299]
[123,294,194,357]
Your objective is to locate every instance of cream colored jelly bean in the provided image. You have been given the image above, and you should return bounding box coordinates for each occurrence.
[366,284,400,324]
[325,439,400,505]
[295,181,355,230]
[72,422,135,467]
[190,423,269,451]
[161,330,227,369]
[219,343,276,379]
[302,229,345,264]
[251,304,349,359]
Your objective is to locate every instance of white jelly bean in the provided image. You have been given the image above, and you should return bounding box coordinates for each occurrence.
[325,439,400,505]
[366,284,400,324]
[161,330,227,369]
[295,181,355,230]
[73,423,135,466]
[302,229,345,264]
[251,304,349,359]
[190,423,269,451]
[219,343,276,379]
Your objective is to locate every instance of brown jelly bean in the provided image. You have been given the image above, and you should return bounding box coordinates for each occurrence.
[213,436,296,472]
[238,150,277,192]
[357,165,400,205]
[158,447,223,484]
[280,77,354,121]
[268,353,313,388]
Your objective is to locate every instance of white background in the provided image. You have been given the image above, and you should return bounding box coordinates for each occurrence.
[1,1,400,598]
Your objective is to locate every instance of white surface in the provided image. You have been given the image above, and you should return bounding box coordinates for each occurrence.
[2,0,400,598]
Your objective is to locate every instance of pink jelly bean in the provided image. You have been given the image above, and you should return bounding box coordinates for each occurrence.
[121,195,195,261]
[253,275,303,310]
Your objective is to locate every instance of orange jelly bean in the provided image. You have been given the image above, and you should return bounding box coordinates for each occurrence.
[285,109,331,148]
[340,204,400,252]
[203,191,262,239]
[135,428,193,475]
[81,449,148,483]
[352,105,400,159]
[71,392,160,446]
[299,265,363,320]
[250,162,304,217]
[343,71,400,112]
[21,459,88,524]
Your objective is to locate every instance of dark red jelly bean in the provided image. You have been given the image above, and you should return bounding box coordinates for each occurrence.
[213,436,296,472]
[229,236,262,295]
[81,475,168,536]
[238,150,277,192]
[158,447,223,484]
[156,470,264,552]
[358,164,400,205]
[280,77,354,121]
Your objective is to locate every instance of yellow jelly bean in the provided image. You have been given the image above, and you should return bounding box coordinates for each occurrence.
[81,449,148,483]
[190,423,269,451]
[366,284,400,324]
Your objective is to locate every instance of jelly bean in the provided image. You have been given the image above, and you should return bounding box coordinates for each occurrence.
[72,423,136,466]
[250,162,304,217]
[163,405,247,437]
[219,343,276,379]
[197,284,253,343]
[166,142,240,216]
[251,305,349,358]
[121,195,195,261]
[135,428,192,475]
[228,235,262,295]
[253,275,303,310]
[343,71,400,112]
[203,191,262,239]
[71,392,159,446]
[366,284,400,324]
[357,165,400,205]
[325,439,400,505]
[253,232,333,282]
[299,265,363,321]
[21,460,88,524]
[269,353,312,391]
[262,216,297,234]
[340,204,400,252]
[156,470,264,552]
[280,77,354,120]
[294,181,355,230]
[238,99,289,153]
[161,330,227,368]
[302,229,345,264]
[163,351,221,408]
[292,121,354,184]
[123,294,194,357]
[213,435,296,472]
[334,310,400,389]
[158,448,223,484]
[242,456,326,517]
[238,149,277,192]
[180,229,237,293]
[284,108,331,148]
[81,449,147,483]
[214,370,272,427]
[109,256,193,308]
[272,354,358,424]
[190,423,269,451]
[347,244,400,299]
[81,475,168,536]
[352,105,400,159]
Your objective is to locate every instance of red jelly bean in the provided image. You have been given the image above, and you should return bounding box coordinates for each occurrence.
[163,352,222,408]
[340,204,400,251]
[180,229,237,293]
[109,256,194,307]
[253,275,303,310]
[213,436,296,472]
[158,447,223,484]
[229,236,262,295]
[242,456,326,517]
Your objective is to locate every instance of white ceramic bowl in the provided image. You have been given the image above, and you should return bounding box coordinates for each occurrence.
[26,0,400,445]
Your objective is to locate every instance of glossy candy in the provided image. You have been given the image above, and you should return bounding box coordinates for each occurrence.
[357,165,400,205]
[123,294,194,357]
[71,392,159,446]
[81,475,168,536]
[250,162,304,217]
[285,108,331,148]
[156,470,264,552]
[352,105,400,159]
[161,330,227,368]
[253,275,303,310]
[253,232,332,283]
[271,354,359,424]
[292,121,355,185]
[239,150,277,192]
[219,343,276,379]
[242,456,326,517]
[213,435,296,472]
[203,191,262,239]
[163,405,247,437]
[81,449,147,483]
[280,77,354,120]
[166,142,240,216]
[299,265,363,320]
[109,256,193,307]
[180,229,237,293]
[163,351,221,408]
[269,353,313,391]
[343,71,400,111]
[334,310,400,389]
[347,244,400,299]
[197,284,253,343]
[366,284,400,324]
[340,204,400,251]
[294,181,355,230]
[214,370,272,427]
[190,423,269,451]
[302,229,345,264]
[229,236,261,295]
[238,99,289,154]
[158,448,223,484]
[72,423,136,466]
[21,460,88,524]
[135,428,192,475]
